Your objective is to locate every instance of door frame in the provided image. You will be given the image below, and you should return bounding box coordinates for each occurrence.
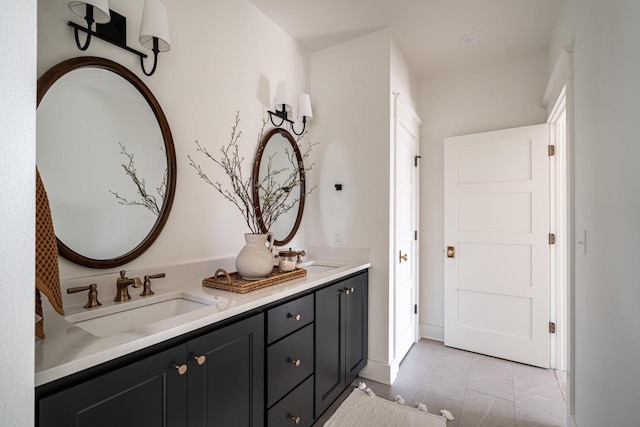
[391,93,422,377]
[548,86,568,372]
[542,46,574,420]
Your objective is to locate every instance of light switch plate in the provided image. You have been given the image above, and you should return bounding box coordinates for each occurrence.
[577,229,587,254]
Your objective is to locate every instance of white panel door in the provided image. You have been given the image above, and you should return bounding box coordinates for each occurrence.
[444,124,550,368]
[394,96,420,363]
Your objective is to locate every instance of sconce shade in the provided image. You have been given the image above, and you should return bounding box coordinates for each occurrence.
[275,81,293,111]
[297,94,313,120]
[139,0,171,52]
[68,0,111,24]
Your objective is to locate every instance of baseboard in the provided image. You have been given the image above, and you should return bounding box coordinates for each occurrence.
[359,359,396,385]
[569,413,579,427]
[419,324,444,342]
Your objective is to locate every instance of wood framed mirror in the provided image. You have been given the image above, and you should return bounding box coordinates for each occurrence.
[252,128,305,246]
[37,57,176,268]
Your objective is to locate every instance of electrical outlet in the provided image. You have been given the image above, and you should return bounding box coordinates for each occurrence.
[333,231,343,246]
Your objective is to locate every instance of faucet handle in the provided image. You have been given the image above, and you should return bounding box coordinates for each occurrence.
[67,284,102,309]
[141,273,166,297]
[120,270,127,278]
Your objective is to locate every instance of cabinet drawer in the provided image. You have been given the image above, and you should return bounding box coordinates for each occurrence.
[267,323,314,407]
[268,375,314,427]
[267,293,314,344]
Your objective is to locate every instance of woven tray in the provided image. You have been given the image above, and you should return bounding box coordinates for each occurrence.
[202,267,307,294]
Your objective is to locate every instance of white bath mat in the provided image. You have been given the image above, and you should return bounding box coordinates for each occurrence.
[324,389,447,427]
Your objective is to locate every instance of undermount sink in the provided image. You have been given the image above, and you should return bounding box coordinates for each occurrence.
[65,292,216,337]
[299,261,345,274]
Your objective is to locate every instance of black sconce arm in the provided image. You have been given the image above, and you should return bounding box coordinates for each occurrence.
[268,105,294,128]
[140,37,160,77]
[73,5,95,51]
[291,117,307,136]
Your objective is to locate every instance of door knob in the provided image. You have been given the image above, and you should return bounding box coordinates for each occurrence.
[290,416,301,424]
[447,246,455,258]
[399,251,408,263]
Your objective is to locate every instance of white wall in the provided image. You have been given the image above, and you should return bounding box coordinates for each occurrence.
[0,0,36,425]
[37,0,310,280]
[391,39,420,112]
[308,29,394,379]
[418,50,549,339]
[548,0,574,74]
[570,0,640,425]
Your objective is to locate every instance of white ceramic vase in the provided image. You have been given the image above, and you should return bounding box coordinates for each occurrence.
[236,232,275,280]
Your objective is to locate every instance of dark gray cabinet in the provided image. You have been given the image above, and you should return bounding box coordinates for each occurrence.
[38,313,264,427]
[36,269,369,427]
[315,271,368,416]
[38,344,187,427]
[187,313,264,427]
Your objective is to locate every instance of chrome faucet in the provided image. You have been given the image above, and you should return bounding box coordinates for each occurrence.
[114,270,142,302]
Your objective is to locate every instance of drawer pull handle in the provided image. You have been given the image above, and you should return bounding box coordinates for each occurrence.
[172,363,188,375]
[288,358,301,367]
[290,416,301,424]
[288,313,301,321]
[192,354,206,365]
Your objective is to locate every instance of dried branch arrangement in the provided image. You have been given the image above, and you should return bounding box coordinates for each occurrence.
[187,111,316,233]
[109,142,166,216]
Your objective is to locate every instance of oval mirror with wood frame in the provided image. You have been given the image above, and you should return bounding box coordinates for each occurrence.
[37,57,176,269]
[252,128,306,246]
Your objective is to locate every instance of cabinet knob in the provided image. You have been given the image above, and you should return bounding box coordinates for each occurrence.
[192,354,206,365]
[288,358,301,367]
[341,288,351,295]
[290,415,301,424]
[172,363,188,375]
[287,313,301,321]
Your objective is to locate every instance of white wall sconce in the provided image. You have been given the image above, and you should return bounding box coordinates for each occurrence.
[268,81,313,136]
[67,0,171,77]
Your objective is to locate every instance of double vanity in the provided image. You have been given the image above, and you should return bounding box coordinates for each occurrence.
[35,256,370,427]
[34,54,365,426]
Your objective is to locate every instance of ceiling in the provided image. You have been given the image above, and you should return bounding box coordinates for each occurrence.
[249,0,560,78]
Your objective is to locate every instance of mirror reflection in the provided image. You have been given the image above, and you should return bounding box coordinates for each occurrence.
[253,129,306,246]
[37,58,176,268]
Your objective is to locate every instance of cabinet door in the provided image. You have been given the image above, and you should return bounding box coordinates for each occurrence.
[314,282,345,417]
[315,272,369,418]
[187,313,264,427]
[345,272,368,384]
[38,345,188,427]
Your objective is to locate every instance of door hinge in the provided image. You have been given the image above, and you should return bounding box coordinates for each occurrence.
[549,233,556,245]
[414,155,422,167]
[549,322,556,334]
[548,145,555,156]
[414,304,417,314]
[414,230,418,241]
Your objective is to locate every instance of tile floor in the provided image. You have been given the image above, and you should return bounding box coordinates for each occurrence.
[314,339,567,427]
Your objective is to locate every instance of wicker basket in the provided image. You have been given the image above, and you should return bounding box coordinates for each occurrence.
[202,267,307,294]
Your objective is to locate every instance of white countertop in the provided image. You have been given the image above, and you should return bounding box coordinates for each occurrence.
[35,257,370,387]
